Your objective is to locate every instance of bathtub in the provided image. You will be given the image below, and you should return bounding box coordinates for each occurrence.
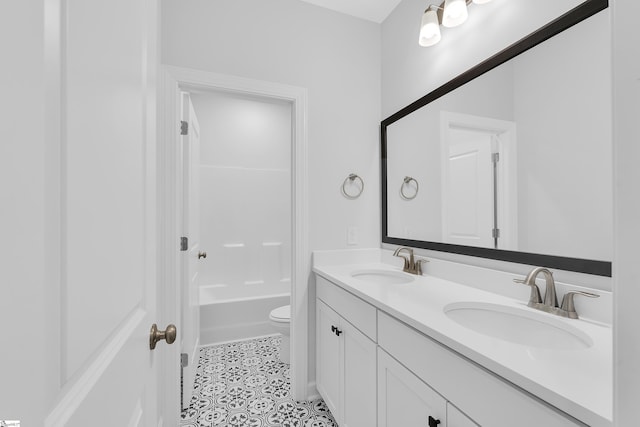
[199,281,290,346]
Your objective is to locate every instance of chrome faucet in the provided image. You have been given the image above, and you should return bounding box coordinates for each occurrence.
[514,267,599,319]
[393,247,428,275]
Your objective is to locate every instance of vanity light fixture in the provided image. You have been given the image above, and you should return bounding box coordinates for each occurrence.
[419,0,492,47]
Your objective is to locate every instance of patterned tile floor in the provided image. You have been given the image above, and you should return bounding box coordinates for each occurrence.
[180,335,338,427]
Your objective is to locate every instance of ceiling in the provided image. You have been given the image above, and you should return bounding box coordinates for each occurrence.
[297,0,402,23]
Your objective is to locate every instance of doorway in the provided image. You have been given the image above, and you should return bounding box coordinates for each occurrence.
[180,89,293,407]
[158,66,309,424]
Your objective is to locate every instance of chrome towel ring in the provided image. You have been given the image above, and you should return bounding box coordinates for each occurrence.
[400,176,419,200]
[342,173,364,199]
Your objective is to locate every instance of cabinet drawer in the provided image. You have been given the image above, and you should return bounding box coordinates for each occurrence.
[378,312,583,427]
[316,275,377,341]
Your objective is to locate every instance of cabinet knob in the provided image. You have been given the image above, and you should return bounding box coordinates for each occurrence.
[428,416,441,427]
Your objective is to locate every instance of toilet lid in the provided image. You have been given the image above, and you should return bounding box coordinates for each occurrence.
[270,305,290,322]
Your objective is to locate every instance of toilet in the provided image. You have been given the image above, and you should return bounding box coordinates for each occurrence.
[269,305,291,364]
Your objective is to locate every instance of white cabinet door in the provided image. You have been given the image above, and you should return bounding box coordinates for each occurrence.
[317,299,343,420]
[343,319,377,427]
[447,403,479,427]
[317,298,377,427]
[378,348,447,427]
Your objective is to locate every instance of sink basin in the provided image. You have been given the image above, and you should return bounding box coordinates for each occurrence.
[444,302,593,350]
[350,269,414,285]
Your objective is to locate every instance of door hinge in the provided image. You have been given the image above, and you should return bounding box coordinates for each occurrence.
[180,120,188,135]
[180,236,188,251]
[492,152,500,164]
[492,228,501,239]
[181,353,189,368]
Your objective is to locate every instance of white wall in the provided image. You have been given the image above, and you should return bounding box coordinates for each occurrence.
[163,0,381,393]
[191,92,292,290]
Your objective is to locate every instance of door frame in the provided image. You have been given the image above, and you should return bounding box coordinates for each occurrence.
[158,66,309,422]
[440,111,518,250]
[178,92,201,410]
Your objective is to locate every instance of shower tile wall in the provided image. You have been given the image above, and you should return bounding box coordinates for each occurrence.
[191,92,292,288]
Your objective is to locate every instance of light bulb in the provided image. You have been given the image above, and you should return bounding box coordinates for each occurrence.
[442,0,468,28]
[472,0,492,3]
[418,7,441,47]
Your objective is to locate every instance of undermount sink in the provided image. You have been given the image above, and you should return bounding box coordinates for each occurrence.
[350,269,414,285]
[444,302,593,350]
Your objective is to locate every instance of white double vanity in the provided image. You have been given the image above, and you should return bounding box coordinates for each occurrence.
[313,249,611,427]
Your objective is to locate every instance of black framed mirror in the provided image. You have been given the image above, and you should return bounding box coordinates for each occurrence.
[381,0,611,276]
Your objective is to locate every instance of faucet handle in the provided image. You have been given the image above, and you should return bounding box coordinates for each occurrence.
[560,290,599,319]
[513,278,542,305]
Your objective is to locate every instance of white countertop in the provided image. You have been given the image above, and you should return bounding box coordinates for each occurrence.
[313,260,612,426]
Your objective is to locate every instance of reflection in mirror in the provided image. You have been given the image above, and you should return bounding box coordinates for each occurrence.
[383,1,611,275]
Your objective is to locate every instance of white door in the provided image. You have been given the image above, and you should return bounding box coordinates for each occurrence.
[38,0,167,425]
[180,93,201,409]
[378,348,447,427]
[442,128,495,248]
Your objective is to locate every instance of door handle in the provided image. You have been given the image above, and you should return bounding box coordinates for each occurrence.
[150,323,177,350]
[198,251,207,259]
